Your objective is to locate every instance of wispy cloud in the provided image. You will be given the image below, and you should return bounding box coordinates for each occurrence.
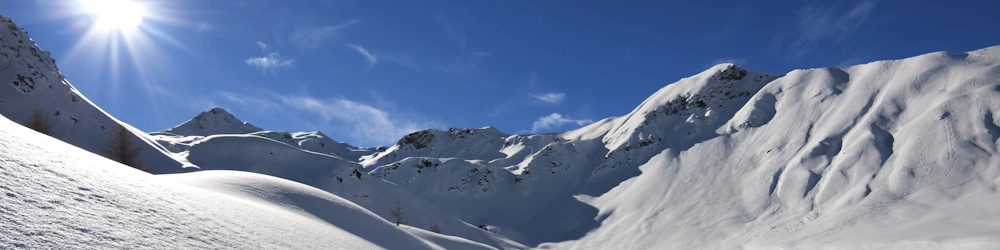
[530,113,593,133]
[290,19,361,50]
[377,52,425,72]
[711,58,747,66]
[795,1,875,45]
[219,91,280,109]
[780,1,877,59]
[531,92,566,104]
[346,44,378,68]
[434,51,489,75]
[246,41,294,74]
[489,73,560,117]
[435,14,466,50]
[215,90,437,146]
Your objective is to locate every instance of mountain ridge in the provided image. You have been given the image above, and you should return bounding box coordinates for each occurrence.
[150,46,1000,247]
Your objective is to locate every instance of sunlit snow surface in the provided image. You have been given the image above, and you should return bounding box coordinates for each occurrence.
[0,114,449,249]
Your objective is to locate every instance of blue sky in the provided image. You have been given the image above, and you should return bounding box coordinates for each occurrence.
[1,0,998,147]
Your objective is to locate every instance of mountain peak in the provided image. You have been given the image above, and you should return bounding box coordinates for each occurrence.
[714,64,749,81]
[161,107,263,136]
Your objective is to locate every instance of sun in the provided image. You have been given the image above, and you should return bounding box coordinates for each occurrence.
[79,0,145,31]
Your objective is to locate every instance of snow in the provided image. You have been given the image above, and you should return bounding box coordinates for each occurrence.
[403,226,498,250]
[175,132,526,249]
[3,12,1000,249]
[0,113,438,249]
[538,48,1000,249]
[354,47,1000,248]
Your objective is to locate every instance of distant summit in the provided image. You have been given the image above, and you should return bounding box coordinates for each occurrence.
[160,107,263,136]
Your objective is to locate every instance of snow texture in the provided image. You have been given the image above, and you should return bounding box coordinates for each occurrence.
[0,113,443,249]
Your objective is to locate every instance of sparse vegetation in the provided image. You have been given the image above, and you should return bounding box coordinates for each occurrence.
[24,108,52,136]
[389,199,408,226]
[429,223,442,234]
[102,124,145,172]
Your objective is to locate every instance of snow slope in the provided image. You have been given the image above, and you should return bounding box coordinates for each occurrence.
[0,112,451,249]
[537,47,1000,249]
[353,64,782,246]
[174,132,525,249]
[358,47,1000,248]
[0,15,189,173]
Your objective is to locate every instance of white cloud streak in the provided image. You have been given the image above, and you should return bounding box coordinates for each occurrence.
[711,58,747,66]
[531,92,566,104]
[246,53,294,73]
[276,95,435,146]
[531,113,592,133]
[216,91,436,146]
[783,1,876,59]
[377,52,425,72]
[795,1,875,45]
[290,19,361,50]
[245,41,294,74]
[346,44,378,68]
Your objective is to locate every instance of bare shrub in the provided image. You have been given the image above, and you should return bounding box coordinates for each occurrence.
[102,124,145,171]
[389,199,408,226]
[24,108,52,136]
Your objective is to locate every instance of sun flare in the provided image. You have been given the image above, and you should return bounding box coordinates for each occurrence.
[80,0,145,31]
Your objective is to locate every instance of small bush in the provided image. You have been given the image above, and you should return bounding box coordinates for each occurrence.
[102,124,145,171]
[24,108,52,136]
[429,223,442,234]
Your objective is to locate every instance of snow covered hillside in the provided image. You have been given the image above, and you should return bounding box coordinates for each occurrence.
[151,108,526,249]
[0,111,474,249]
[0,15,189,173]
[538,47,1000,249]
[156,45,1000,248]
[359,47,1000,248]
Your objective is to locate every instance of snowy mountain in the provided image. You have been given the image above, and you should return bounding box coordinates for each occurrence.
[357,47,1000,248]
[2,12,1000,249]
[0,15,190,174]
[538,48,1000,249]
[153,107,381,161]
[0,113,482,249]
[159,107,263,136]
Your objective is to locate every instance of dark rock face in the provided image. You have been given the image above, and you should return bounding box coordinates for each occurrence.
[398,130,435,149]
[717,64,748,81]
